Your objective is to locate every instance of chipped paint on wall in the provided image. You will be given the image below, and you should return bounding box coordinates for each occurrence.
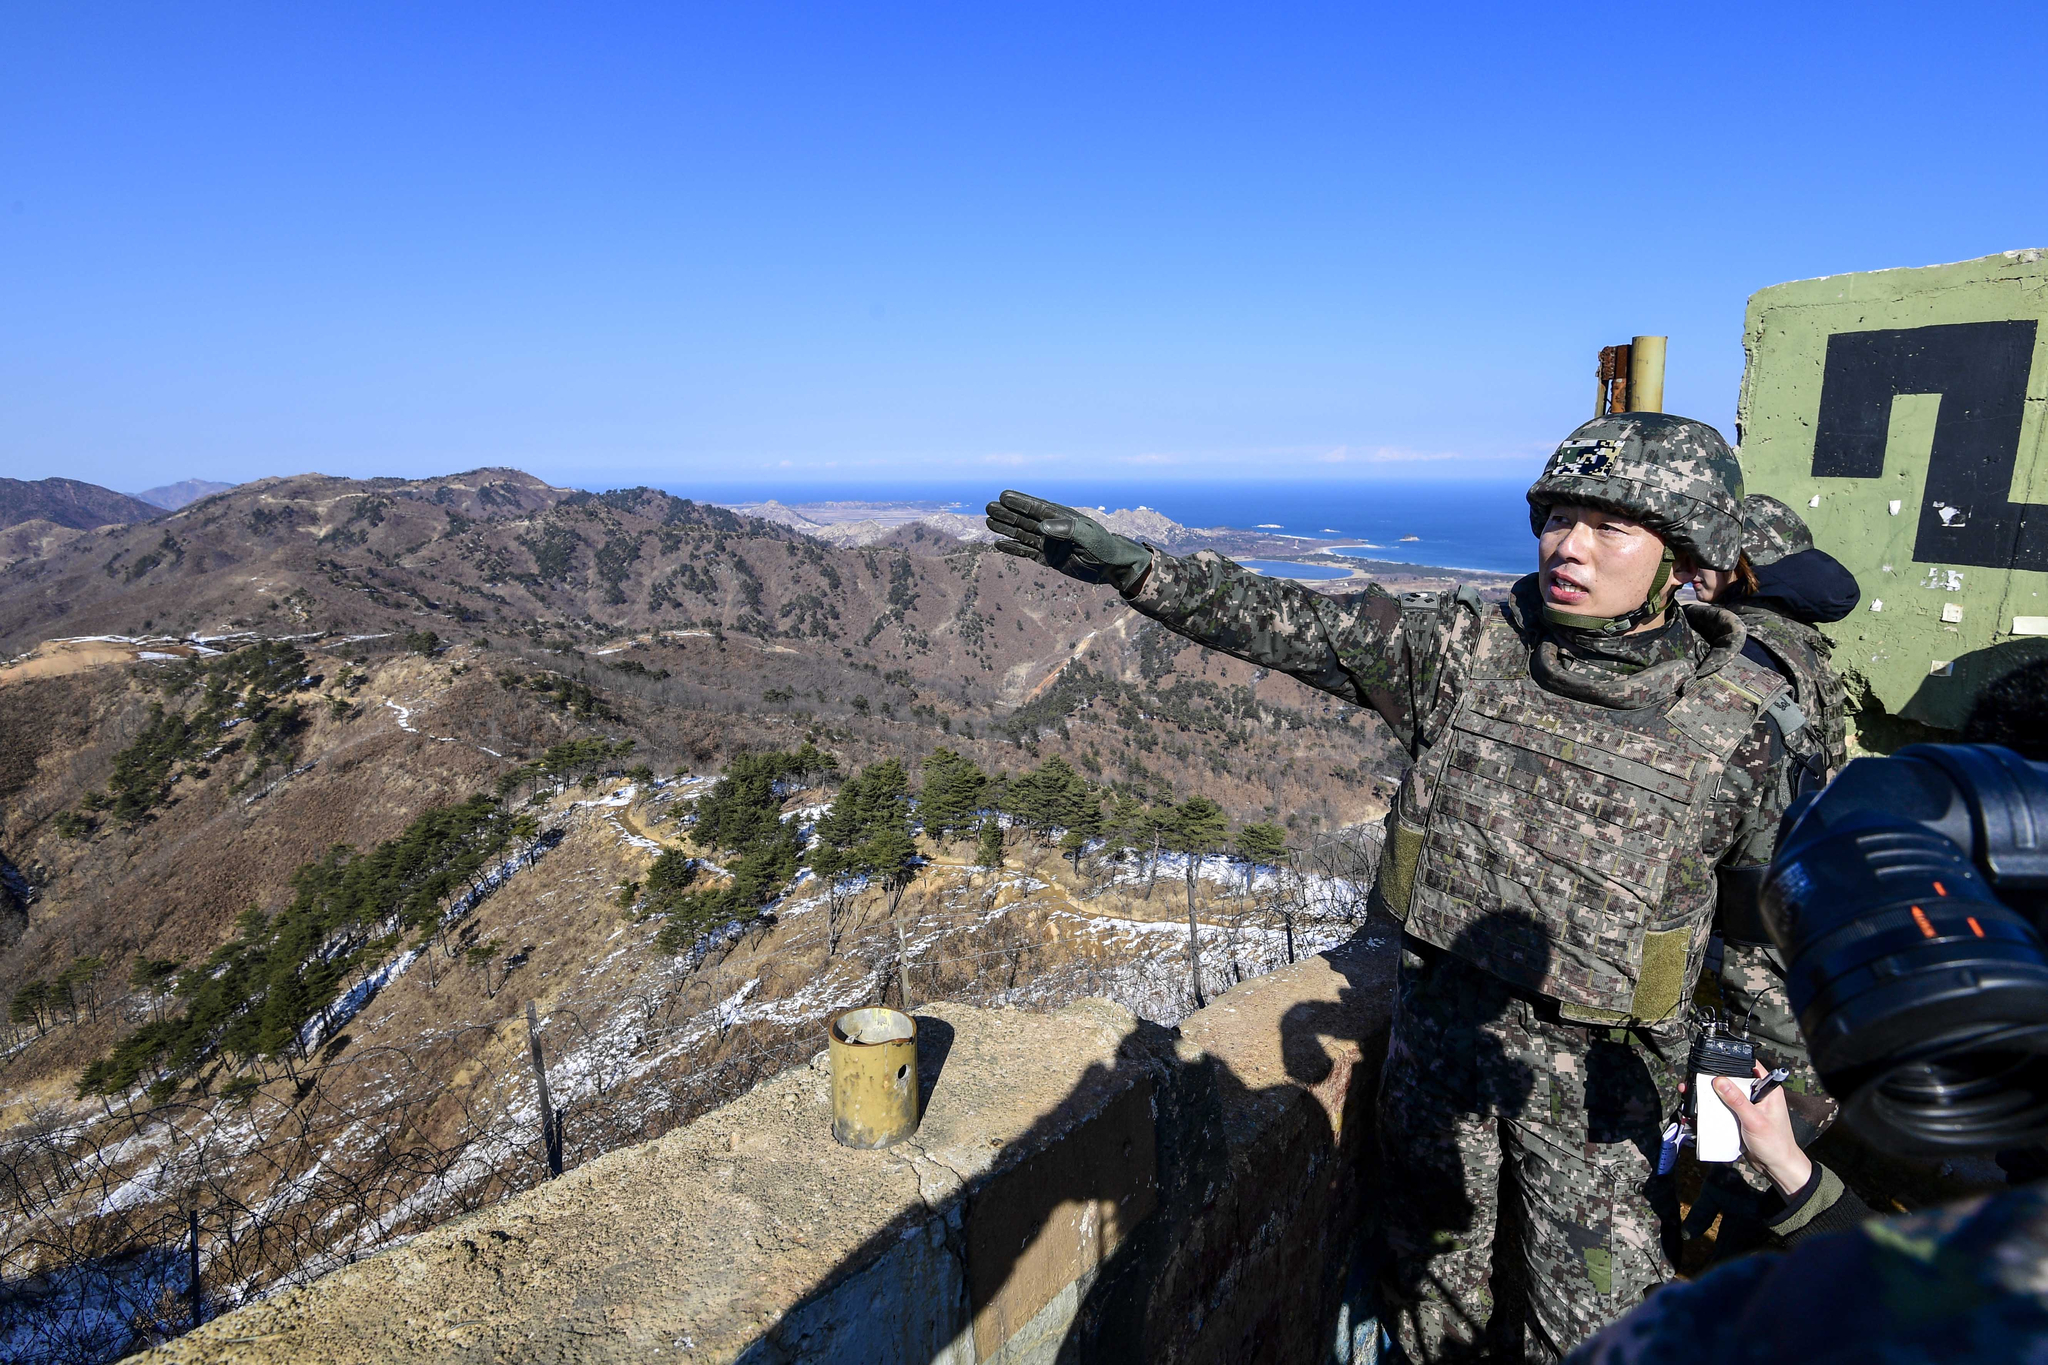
[1739,250,2048,729]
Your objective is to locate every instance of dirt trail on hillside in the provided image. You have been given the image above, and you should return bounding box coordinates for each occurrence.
[0,636,211,685]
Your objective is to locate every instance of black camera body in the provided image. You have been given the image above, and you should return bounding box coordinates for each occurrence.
[1761,744,2048,1155]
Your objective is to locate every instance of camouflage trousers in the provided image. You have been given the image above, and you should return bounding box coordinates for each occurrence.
[1712,939,1820,1098]
[1696,938,1838,1248]
[1376,941,1684,1363]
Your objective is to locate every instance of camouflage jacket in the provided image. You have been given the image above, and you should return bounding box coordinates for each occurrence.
[1563,1182,2048,1364]
[1733,604,1851,782]
[1125,553,1797,1020]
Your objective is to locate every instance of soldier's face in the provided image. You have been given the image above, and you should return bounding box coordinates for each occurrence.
[1537,505,1671,623]
[1690,563,1740,601]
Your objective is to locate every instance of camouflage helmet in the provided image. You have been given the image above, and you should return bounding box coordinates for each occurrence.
[1741,493,1814,567]
[1525,413,1746,570]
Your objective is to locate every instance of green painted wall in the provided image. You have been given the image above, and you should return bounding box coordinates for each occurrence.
[1738,250,2048,729]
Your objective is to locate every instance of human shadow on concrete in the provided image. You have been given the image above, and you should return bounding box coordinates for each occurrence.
[739,910,1701,1365]
[1900,636,2048,732]
[736,919,1400,1365]
[915,1014,955,1121]
[1044,929,1394,1365]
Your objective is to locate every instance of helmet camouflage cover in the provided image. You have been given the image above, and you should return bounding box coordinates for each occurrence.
[1525,413,1746,570]
[1740,493,1814,567]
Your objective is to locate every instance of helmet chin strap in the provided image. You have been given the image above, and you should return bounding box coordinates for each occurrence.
[1542,546,1676,638]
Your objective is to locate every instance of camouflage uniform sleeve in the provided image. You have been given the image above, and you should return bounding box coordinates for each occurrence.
[1564,1185,2048,1365]
[1703,715,1793,875]
[1704,712,1816,1086]
[1122,548,1463,743]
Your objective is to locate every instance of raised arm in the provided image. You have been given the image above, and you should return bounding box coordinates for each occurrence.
[986,489,1459,742]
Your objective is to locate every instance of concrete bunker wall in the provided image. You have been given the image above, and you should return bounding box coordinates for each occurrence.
[148,932,1396,1364]
[1739,248,2048,730]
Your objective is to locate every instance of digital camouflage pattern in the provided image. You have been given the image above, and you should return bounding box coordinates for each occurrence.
[1738,493,1815,568]
[1735,606,1852,781]
[1122,547,1424,734]
[1113,552,1801,1352]
[1712,580,1851,1112]
[1731,492,1849,779]
[1525,415,1747,571]
[1122,559,1798,999]
[1563,1182,2048,1365]
[1715,940,1821,1097]
[1381,943,1686,1363]
[1399,602,1788,1021]
[1712,490,1847,1116]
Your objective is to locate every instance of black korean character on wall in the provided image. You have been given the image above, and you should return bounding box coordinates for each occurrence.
[1810,320,2047,572]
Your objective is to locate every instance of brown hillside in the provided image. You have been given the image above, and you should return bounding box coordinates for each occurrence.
[0,466,1500,1356]
[0,476,164,534]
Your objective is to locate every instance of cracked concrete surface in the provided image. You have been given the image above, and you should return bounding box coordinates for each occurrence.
[144,998,1153,1364]
[146,937,1395,1365]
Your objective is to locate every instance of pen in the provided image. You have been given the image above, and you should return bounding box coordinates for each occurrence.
[1749,1068,1791,1104]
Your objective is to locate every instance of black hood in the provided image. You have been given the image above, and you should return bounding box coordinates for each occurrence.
[1744,547,1861,624]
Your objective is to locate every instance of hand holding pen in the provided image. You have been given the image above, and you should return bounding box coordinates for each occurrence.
[1750,1067,1791,1105]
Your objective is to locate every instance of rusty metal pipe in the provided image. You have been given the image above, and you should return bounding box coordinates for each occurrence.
[1598,343,1632,414]
[829,1007,919,1148]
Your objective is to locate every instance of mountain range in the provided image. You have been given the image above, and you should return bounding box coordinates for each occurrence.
[0,463,1511,1357]
[134,477,238,510]
[0,476,164,532]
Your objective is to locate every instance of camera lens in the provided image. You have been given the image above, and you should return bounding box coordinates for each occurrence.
[1763,753,2048,1155]
[1863,1049,2048,1151]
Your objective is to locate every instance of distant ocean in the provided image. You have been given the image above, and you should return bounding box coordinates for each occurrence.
[662,478,1538,576]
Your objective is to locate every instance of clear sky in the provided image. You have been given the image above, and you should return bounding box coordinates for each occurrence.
[5,2,2045,495]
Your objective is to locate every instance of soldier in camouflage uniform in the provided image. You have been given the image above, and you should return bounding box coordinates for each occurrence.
[1721,494,1853,779]
[1564,1182,2048,1364]
[1566,1058,2048,1364]
[987,413,1805,1361]
[1701,494,1859,1107]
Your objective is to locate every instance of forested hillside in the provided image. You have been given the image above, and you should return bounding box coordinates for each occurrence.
[0,467,1473,1362]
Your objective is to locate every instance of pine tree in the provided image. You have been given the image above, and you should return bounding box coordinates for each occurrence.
[1143,802,1175,899]
[1062,779,1102,845]
[467,939,505,997]
[1232,822,1291,959]
[9,979,50,1034]
[1059,829,1088,877]
[56,956,105,1023]
[861,825,921,1007]
[813,844,854,955]
[1234,822,1288,893]
[976,818,1004,871]
[815,759,912,861]
[812,760,920,961]
[918,749,987,844]
[1168,797,1230,1009]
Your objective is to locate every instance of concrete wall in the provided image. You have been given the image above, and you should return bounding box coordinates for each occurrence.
[1738,249,2048,728]
[146,930,1395,1365]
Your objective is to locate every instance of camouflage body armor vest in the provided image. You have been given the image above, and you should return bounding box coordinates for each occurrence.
[1376,599,1787,1024]
[1735,604,1851,782]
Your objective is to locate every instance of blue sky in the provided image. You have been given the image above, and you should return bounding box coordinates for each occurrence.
[4,2,2044,495]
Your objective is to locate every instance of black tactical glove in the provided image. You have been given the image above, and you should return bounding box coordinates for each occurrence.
[984,490,1154,594]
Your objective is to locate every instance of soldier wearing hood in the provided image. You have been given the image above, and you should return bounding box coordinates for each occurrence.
[988,414,1804,1360]
[1667,494,1862,1259]
[1698,493,1861,1108]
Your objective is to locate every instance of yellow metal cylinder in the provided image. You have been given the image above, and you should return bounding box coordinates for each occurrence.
[829,1007,919,1149]
[1628,336,1667,413]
